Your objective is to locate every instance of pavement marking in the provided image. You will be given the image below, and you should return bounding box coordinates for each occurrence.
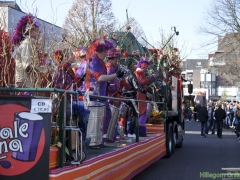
[222,168,240,172]
[185,131,235,135]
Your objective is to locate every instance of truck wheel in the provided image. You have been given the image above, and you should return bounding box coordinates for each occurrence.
[172,122,178,153]
[165,124,173,158]
[176,134,183,148]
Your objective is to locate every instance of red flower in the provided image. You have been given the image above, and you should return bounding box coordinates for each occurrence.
[54,50,63,61]
[123,51,129,57]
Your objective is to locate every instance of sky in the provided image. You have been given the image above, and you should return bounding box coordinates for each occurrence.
[16,0,214,59]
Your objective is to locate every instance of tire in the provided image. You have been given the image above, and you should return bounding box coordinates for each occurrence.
[172,122,178,153]
[176,133,183,148]
[176,139,183,148]
[72,150,86,163]
[176,124,184,148]
[165,124,173,158]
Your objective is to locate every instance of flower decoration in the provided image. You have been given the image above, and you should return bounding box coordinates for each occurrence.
[123,51,130,57]
[159,46,183,85]
[132,50,139,55]
[112,33,118,40]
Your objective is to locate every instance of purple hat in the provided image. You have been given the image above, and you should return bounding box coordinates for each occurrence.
[106,49,121,58]
[137,59,150,68]
[12,14,41,45]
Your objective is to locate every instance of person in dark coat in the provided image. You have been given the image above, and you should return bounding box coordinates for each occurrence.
[206,102,214,134]
[214,102,226,138]
[197,104,208,137]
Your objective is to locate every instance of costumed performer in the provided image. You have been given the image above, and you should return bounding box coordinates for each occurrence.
[123,58,149,137]
[52,49,81,90]
[86,37,125,141]
[134,60,158,137]
[12,14,44,88]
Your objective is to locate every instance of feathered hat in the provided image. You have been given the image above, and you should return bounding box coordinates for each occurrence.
[12,14,41,45]
[86,35,115,60]
[106,48,121,58]
[137,59,150,68]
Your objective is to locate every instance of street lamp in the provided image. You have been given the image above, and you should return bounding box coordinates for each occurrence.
[162,26,179,50]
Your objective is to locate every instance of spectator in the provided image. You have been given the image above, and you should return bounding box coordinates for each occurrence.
[197,104,208,138]
[184,104,192,122]
[206,103,214,134]
[214,102,226,138]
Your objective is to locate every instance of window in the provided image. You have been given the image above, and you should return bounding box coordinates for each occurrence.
[196,62,202,67]
[187,73,193,80]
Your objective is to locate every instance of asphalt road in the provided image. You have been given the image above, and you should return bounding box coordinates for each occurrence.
[132,120,240,180]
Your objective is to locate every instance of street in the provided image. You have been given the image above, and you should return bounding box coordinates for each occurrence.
[132,120,240,180]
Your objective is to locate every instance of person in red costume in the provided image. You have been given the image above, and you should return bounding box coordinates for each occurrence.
[134,60,158,136]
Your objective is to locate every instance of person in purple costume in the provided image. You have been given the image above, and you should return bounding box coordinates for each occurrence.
[75,47,88,87]
[106,48,121,105]
[86,37,125,141]
[52,49,77,90]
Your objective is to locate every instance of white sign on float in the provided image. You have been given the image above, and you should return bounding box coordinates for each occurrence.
[30,99,52,113]
[171,76,178,112]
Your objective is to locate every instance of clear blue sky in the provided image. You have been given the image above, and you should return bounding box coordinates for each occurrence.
[16,0,214,59]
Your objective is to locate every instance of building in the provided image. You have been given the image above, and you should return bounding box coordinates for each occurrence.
[181,59,208,103]
[0,1,62,52]
[207,33,240,101]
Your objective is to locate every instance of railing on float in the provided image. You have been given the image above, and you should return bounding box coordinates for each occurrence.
[0,87,168,168]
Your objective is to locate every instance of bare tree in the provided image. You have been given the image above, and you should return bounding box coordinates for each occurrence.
[63,0,116,48]
[199,0,240,84]
[118,17,148,47]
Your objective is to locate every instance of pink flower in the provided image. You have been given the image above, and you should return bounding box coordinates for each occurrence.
[112,33,117,39]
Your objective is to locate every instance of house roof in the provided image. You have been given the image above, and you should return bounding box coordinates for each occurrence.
[0,1,22,11]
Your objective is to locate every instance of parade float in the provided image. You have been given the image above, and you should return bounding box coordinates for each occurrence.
[0,29,185,180]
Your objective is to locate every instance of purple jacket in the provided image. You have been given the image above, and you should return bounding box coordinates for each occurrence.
[106,62,120,97]
[53,63,74,90]
[88,54,107,96]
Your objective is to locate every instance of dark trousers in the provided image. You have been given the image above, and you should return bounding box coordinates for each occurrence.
[216,120,223,137]
[207,120,215,134]
[201,121,207,136]
[194,113,197,121]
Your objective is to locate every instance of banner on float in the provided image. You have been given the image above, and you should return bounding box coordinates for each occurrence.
[0,95,51,180]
